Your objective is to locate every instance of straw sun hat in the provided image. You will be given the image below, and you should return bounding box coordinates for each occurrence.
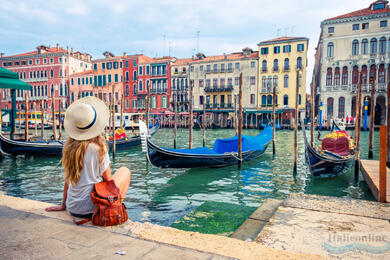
[64,96,109,141]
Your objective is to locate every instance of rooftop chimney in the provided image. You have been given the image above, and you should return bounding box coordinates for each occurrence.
[0,53,4,58]
[123,52,126,57]
[56,43,59,51]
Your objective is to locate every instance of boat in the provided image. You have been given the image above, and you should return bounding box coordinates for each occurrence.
[0,124,159,156]
[302,121,354,178]
[140,121,273,168]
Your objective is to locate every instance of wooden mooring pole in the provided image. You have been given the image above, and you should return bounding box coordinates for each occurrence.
[387,82,390,168]
[272,76,276,155]
[203,95,206,147]
[120,95,124,130]
[293,70,299,173]
[189,80,193,149]
[58,100,62,141]
[24,95,29,141]
[111,85,116,160]
[40,98,44,138]
[174,93,177,148]
[379,125,387,202]
[354,74,363,182]
[51,93,57,141]
[310,76,315,147]
[238,73,243,168]
[34,102,38,137]
[368,77,375,159]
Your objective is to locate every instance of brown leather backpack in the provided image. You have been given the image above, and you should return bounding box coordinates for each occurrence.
[89,180,128,226]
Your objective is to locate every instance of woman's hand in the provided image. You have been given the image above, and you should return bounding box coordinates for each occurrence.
[45,205,66,212]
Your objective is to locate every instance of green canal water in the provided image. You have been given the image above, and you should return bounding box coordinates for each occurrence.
[0,128,378,226]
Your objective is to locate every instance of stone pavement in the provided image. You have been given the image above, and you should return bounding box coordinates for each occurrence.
[0,195,318,260]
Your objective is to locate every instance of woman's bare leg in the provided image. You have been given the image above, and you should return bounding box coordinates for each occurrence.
[112,167,131,200]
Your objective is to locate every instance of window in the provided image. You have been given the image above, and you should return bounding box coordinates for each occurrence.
[228,63,233,72]
[250,76,255,85]
[206,65,211,73]
[250,61,255,68]
[220,78,225,87]
[283,45,291,53]
[261,95,266,106]
[274,46,280,54]
[228,78,232,87]
[139,66,143,75]
[199,96,204,105]
[353,24,359,30]
[125,60,128,68]
[133,59,136,66]
[328,27,334,33]
[206,79,210,87]
[273,76,278,91]
[261,76,266,91]
[28,60,32,65]
[94,64,97,70]
[362,23,369,29]
[102,63,105,69]
[200,65,203,71]
[352,40,359,55]
[373,3,385,10]
[213,78,217,87]
[342,67,348,85]
[338,97,345,118]
[250,94,255,105]
[297,44,304,52]
[146,66,150,75]
[213,64,218,72]
[283,95,288,106]
[284,75,289,88]
[327,42,334,57]
[370,38,377,54]
[50,69,53,78]
[36,59,40,65]
[334,67,340,86]
[235,63,240,70]
[326,68,332,86]
[260,47,268,55]
[220,64,225,72]
[284,58,289,71]
[235,77,239,86]
[113,62,118,69]
[297,57,302,69]
[125,71,129,81]
[108,74,112,83]
[151,96,156,109]
[362,39,368,54]
[139,80,143,91]
[199,79,204,87]
[380,20,388,27]
[273,59,279,71]
[262,60,267,72]
[378,64,385,83]
[379,37,387,54]
[298,94,302,105]
[114,74,118,82]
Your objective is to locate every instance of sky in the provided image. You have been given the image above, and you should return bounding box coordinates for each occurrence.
[0,0,371,92]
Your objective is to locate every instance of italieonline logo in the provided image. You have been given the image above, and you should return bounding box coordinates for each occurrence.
[324,232,390,255]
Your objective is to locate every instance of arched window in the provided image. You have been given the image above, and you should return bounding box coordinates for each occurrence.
[379,37,387,54]
[261,95,267,106]
[267,76,272,92]
[273,59,279,71]
[338,97,345,118]
[361,40,370,56]
[370,64,377,82]
[125,85,129,96]
[370,38,377,54]
[284,75,289,88]
[327,42,334,57]
[352,66,359,84]
[261,76,266,91]
[283,94,288,106]
[133,71,137,80]
[327,97,334,118]
[273,76,278,91]
[352,40,359,55]
[297,57,302,69]
[59,84,63,96]
[267,95,272,106]
[326,68,332,86]
[342,66,348,85]
[334,67,340,86]
[125,71,129,81]
[262,60,267,72]
[298,94,302,105]
[284,58,289,71]
[378,64,385,84]
[139,80,143,91]
[362,65,368,85]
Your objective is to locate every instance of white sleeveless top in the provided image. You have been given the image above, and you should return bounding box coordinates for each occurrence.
[66,143,110,215]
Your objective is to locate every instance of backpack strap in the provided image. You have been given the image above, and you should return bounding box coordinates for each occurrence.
[73,217,91,225]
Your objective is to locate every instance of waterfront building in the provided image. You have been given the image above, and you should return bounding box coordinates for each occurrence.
[123,54,143,113]
[0,44,91,111]
[171,58,191,112]
[189,48,258,127]
[313,0,390,126]
[69,70,94,102]
[91,52,124,112]
[258,37,309,124]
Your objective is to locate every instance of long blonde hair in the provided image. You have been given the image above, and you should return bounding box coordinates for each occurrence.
[62,135,108,186]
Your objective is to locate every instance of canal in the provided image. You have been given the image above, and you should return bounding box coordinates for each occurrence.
[0,128,377,226]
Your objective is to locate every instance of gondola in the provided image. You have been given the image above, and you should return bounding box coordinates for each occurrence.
[302,121,354,178]
[140,121,273,168]
[0,124,159,156]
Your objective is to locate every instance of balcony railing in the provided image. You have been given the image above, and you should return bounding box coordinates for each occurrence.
[24,77,48,83]
[227,68,233,73]
[204,86,233,93]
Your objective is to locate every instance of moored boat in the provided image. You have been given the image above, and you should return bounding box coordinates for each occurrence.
[140,121,273,168]
[302,122,354,178]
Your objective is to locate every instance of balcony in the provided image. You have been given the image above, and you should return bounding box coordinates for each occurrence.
[204,86,233,93]
[24,77,48,83]
[220,103,233,109]
[227,68,233,73]
[378,84,387,92]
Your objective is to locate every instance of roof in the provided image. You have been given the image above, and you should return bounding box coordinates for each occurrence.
[258,37,309,46]
[70,70,93,77]
[324,1,390,22]
[138,55,155,64]
[3,47,68,58]
[189,51,259,64]
[171,58,193,66]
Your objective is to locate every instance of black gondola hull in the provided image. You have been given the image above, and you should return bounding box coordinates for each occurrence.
[146,139,270,168]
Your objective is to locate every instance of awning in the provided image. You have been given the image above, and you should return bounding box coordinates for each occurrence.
[0,67,32,91]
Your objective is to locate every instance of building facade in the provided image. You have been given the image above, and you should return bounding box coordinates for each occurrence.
[0,44,91,111]
[258,37,308,120]
[314,0,390,125]
[171,58,191,112]
[189,49,258,126]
